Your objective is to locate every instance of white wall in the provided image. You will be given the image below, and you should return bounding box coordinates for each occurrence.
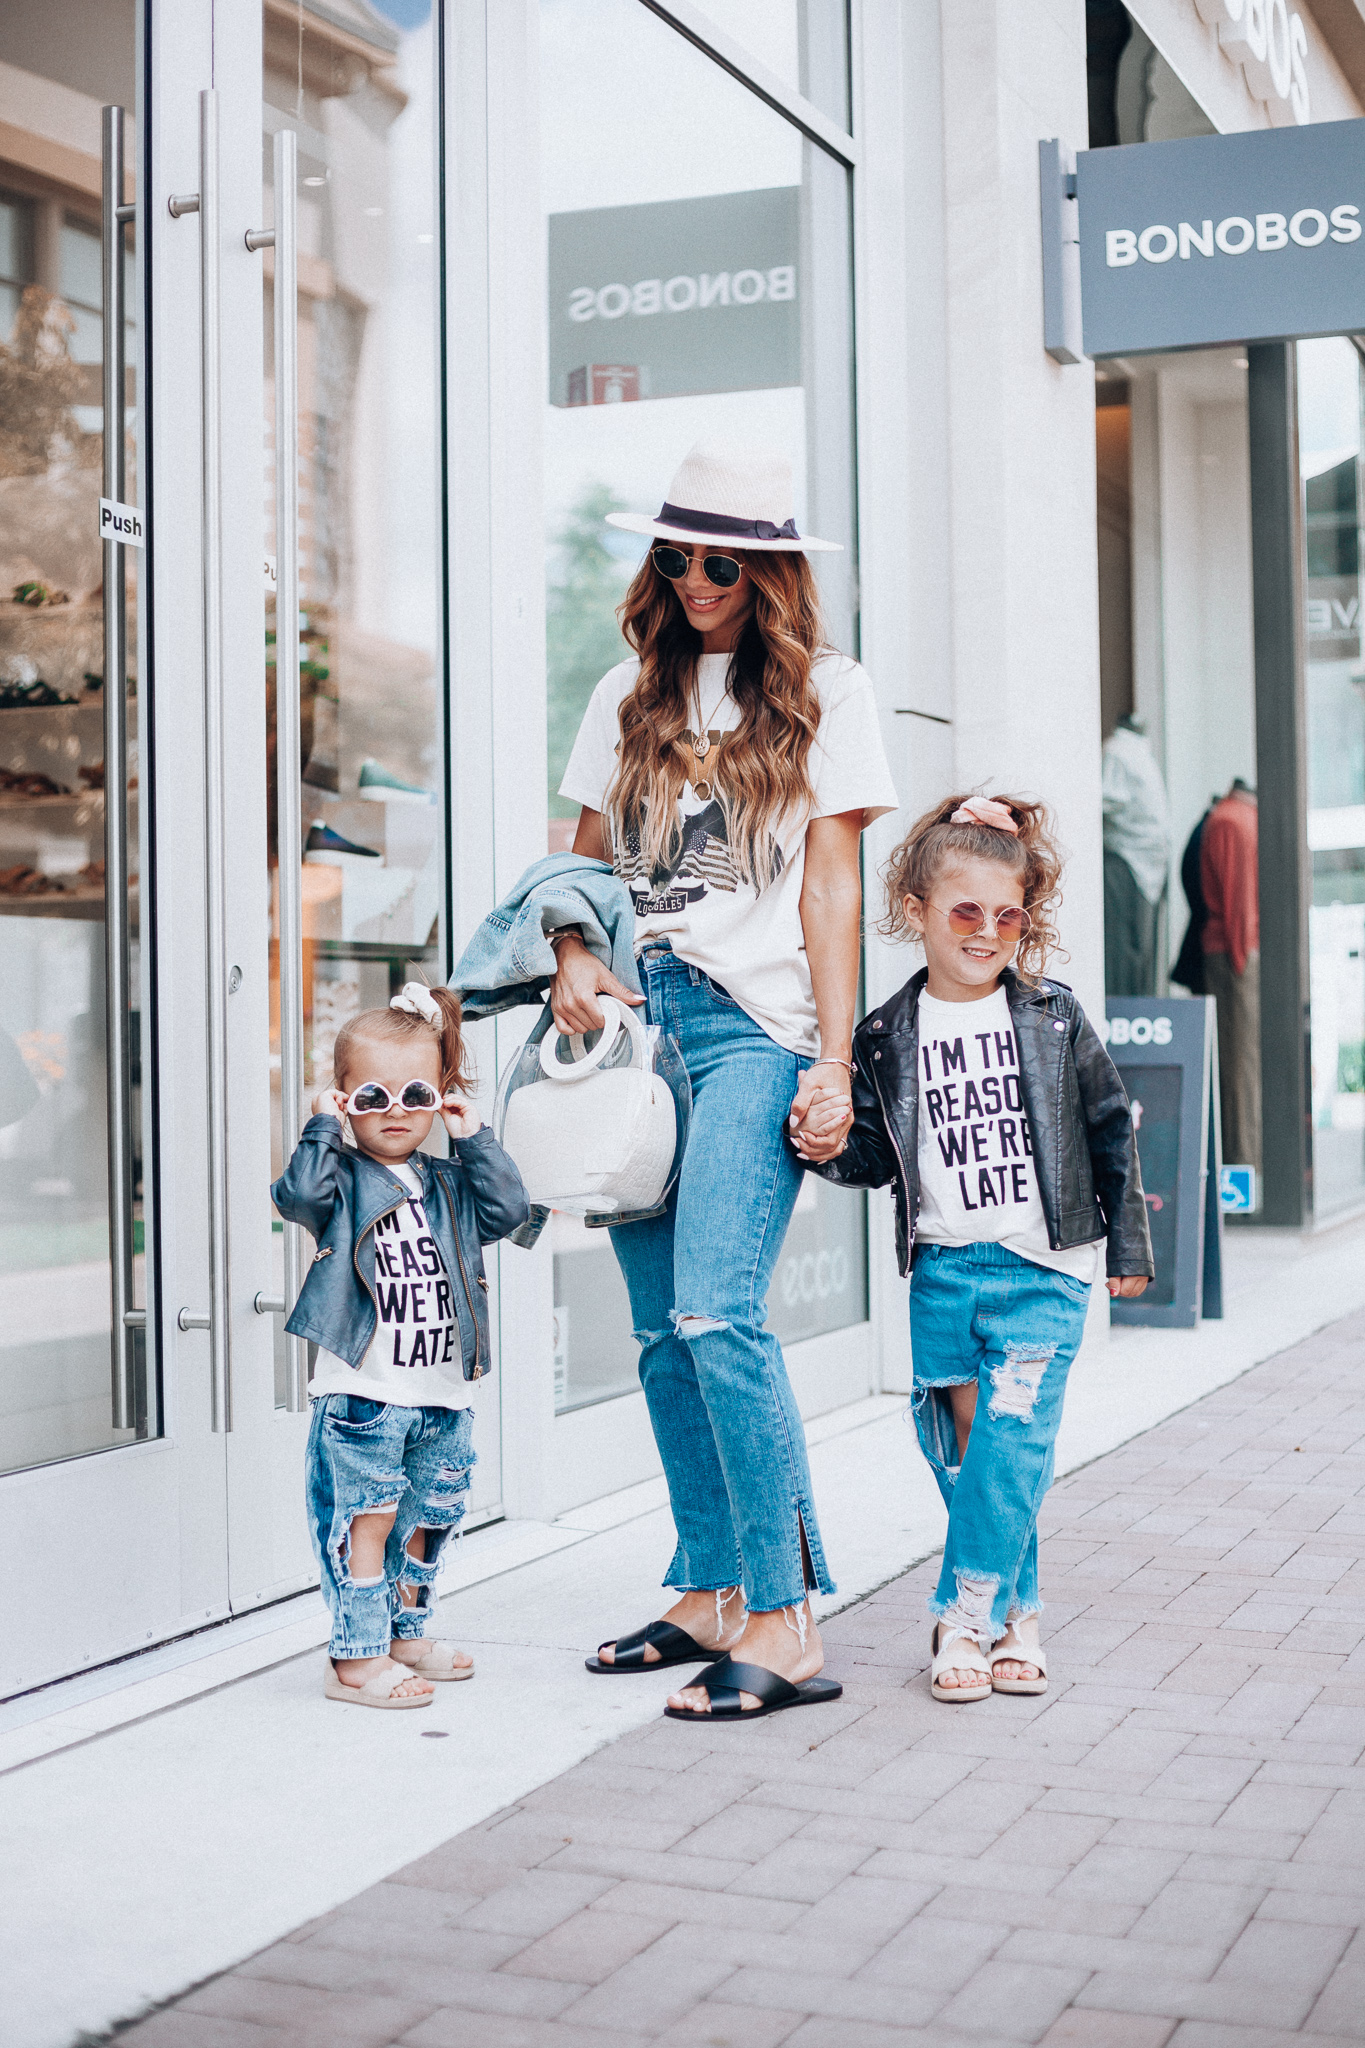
[936,1,1105,1016]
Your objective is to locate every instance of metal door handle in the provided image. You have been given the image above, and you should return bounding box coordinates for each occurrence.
[169,89,232,1431]
[264,131,306,1411]
[103,106,139,1431]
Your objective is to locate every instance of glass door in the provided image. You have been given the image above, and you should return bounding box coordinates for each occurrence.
[249,3,498,1517]
[0,0,239,1698]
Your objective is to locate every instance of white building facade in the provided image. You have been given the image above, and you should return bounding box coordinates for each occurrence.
[1,0,1361,1698]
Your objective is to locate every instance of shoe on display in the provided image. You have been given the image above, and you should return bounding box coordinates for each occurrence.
[304,822,382,866]
[357,756,435,805]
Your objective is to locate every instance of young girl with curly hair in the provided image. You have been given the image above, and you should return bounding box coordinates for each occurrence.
[802,794,1152,1703]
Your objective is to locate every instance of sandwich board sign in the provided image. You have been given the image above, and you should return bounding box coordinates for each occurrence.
[1102,996,1223,1329]
[1041,116,1365,359]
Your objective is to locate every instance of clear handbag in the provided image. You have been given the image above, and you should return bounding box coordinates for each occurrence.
[496,996,691,1232]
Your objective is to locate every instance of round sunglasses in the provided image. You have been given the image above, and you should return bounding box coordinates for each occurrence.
[931,900,1032,942]
[346,1079,444,1116]
[652,544,744,589]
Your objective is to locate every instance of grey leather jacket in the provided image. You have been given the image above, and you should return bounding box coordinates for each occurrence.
[272,1116,530,1379]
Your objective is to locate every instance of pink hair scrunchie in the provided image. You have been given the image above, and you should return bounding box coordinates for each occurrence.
[950,796,1019,836]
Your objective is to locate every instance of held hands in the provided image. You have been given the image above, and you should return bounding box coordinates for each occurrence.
[549,931,645,1035]
[441,1094,482,1140]
[1106,1275,1150,1298]
[789,1065,854,1164]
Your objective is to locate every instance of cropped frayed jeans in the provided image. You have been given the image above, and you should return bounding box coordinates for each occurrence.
[909,1241,1092,1645]
[609,945,834,1615]
[306,1395,475,1659]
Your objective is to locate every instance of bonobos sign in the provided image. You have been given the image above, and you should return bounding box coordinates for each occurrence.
[547,188,799,406]
[1076,117,1365,356]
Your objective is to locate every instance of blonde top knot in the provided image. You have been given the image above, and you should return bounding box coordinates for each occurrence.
[390,982,442,1027]
[949,796,1019,836]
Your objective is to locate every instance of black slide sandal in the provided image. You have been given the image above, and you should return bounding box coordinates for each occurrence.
[662,1655,843,1721]
[585,1619,727,1675]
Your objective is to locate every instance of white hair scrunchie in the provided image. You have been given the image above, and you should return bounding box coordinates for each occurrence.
[390,982,443,1027]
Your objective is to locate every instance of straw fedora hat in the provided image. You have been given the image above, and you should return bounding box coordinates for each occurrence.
[605,441,842,554]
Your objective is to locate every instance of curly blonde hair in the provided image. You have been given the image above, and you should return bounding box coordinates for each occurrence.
[880,794,1065,984]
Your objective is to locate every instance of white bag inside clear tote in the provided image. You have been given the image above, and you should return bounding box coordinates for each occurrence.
[501,996,677,1216]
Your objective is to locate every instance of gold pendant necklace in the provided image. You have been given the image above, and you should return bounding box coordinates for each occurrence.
[684,728,722,800]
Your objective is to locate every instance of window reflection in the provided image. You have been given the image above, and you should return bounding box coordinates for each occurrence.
[263,1,445,1400]
[541,0,864,1414]
[0,13,146,1474]
[1299,338,1365,1217]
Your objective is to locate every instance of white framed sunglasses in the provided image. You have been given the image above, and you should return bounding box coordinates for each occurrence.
[346,1078,444,1115]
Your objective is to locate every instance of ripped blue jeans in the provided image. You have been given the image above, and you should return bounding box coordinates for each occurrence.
[608,944,834,1615]
[306,1395,475,1659]
[909,1241,1091,1645]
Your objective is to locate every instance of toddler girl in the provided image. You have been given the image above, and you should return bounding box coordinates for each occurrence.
[273,983,529,1709]
[802,795,1151,1701]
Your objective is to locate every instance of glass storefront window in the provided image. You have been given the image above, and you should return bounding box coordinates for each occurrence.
[540,0,864,1414]
[0,15,148,1474]
[262,1,445,1399]
[1298,337,1365,1217]
[683,1,851,130]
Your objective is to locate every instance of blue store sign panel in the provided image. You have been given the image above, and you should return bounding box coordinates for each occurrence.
[547,188,800,407]
[1075,118,1365,357]
[1103,996,1223,1329]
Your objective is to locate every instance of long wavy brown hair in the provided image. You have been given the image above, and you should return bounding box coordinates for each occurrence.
[603,548,828,890]
[880,794,1065,984]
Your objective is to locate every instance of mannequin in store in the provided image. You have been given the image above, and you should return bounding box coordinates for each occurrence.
[1102,712,1169,995]
[1171,804,1211,997]
[1200,778,1261,1174]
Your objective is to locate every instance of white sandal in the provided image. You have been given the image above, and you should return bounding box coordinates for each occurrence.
[989,1626,1048,1696]
[395,1639,475,1682]
[324,1658,434,1709]
[930,1622,993,1703]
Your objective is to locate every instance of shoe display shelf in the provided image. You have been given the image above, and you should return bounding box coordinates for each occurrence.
[0,593,135,922]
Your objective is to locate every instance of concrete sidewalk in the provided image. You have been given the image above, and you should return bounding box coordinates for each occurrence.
[115,1309,1365,2048]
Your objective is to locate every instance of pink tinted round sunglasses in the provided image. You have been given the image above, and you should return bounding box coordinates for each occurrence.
[932,900,1032,941]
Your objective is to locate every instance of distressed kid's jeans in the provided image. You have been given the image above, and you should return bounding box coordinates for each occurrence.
[909,1241,1092,1644]
[306,1395,475,1659]
[609,944,835,1615]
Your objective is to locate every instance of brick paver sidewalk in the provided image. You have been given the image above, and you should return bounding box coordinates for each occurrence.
[118,1312,1365,2047]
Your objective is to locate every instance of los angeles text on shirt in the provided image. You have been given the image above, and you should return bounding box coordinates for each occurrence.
[372,1199,457,1369]
[921,1022,1035,1215]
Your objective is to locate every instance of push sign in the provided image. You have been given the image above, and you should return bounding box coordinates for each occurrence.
[1070,117,1365,356]
[99,497,144,548]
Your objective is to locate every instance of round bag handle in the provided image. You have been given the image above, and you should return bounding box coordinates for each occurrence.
[538,995,647,1083]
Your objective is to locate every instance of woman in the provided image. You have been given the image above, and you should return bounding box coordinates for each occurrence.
[551,442,898,1721]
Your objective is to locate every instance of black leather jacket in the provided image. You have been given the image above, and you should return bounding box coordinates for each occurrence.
[813,968,1153,1280]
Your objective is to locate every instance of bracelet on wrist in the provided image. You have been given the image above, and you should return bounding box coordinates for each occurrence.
[811,1056,856,1077]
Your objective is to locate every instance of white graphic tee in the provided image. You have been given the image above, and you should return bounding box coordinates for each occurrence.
[559,650,898,1057]
[309,1158,480,1410]
[915,987,1100,1283]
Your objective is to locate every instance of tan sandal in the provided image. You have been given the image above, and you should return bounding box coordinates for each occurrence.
[323,1657,434,1708]
[930,1623,992,1703]
[989,1626,1048,1696]
[395,1639,475,1682]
